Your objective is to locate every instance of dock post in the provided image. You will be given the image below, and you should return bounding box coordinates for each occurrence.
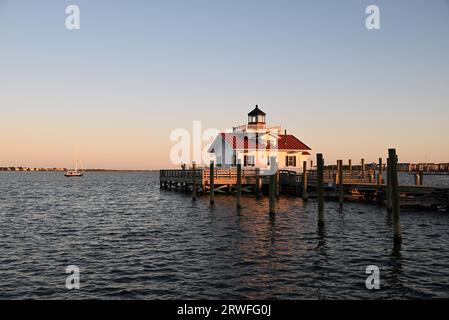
[210,161,215,206]
[275,169,280,198]
[192,162,197,201]
[361,158,365,178]
[182,166,186,191]
[386,157,392,211]
[337,160,343,208]
[255,168,260,199]
[317,153,324,227]
[389,148,401,243]
[414,172,420,186]
[419,170,424,186]
[349,159,352,178]
[302,161,308,201]
[377,158,383,186]
[377,158,383,203]
[335,161,340,185]
[237,162,242,209]
[269,157,276,215]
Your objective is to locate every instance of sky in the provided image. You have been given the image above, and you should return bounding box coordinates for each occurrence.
[1,0,448,169]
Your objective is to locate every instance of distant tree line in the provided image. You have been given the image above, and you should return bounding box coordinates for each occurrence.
[0,167,67,172]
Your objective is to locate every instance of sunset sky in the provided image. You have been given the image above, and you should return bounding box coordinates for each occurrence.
[1,0,449,169]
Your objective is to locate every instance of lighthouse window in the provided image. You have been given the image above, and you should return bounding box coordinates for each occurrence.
[244,155,255,167]
[286,156,296,167]
[258,115,265,123]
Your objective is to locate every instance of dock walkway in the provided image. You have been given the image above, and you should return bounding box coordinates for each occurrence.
[159,167,449,210]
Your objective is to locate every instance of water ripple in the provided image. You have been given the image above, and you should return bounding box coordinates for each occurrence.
[0,172,449,299]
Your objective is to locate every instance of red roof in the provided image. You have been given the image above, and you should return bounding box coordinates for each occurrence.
[277,134,311,150]
[220,133,311,151]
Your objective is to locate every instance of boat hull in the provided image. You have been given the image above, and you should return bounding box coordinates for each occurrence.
[64,172,83,177]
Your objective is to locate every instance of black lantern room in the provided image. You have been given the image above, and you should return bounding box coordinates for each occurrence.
[248,105,266,124]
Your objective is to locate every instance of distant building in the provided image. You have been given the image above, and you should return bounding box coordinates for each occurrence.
[208,105,311,172]
[397,163,412,172]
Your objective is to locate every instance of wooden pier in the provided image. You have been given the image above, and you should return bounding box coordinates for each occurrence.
[159,161,449,211]
[160,167,263,194]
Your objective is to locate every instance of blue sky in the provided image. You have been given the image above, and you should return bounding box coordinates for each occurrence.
[1,0,448,168]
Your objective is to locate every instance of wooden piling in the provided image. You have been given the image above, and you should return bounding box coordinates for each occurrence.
[377,158,383,187]
[192,162,197,201]
[302,161,308,201]
[255,168,260,199]
[269,157,276,215]
[349,159,352,177]
[335,161,339,185]
[377,158,383,203]
[361,158,365,178]
[414,172,420,186]
[386,157,392,211]
[388,148,401,243]
[275,169,280,199]
[337,160,343,208]
[182,166,186,191]
[209,161,215,205]
[419,170,424,186]
[317,153,324,227]
[236,162,242,209]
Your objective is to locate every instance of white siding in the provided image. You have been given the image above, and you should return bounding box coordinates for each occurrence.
[208,135,309,171]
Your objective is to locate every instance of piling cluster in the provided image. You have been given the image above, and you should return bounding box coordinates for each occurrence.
[160,148,449,245]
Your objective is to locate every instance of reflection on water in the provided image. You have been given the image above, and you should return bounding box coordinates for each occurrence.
[0,172,448,299]
[389,242,403,291]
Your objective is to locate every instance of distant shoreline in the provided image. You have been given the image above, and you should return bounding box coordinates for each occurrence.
[0,168,159,173]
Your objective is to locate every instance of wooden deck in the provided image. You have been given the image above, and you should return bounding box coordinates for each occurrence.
[159,168,449,210]
[160,168,264,194]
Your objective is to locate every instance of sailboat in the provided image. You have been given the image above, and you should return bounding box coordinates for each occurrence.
[64,150,83,177]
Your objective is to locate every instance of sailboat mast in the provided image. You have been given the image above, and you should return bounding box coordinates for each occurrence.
[75,149,78,173]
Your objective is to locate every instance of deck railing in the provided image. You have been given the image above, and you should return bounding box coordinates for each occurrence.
[160,168,260,183]
[160,168,377,185]
[301,169,376,185]
[160,169,203,181]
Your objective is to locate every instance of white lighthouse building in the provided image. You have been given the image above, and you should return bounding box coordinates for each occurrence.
[207,105,311,172]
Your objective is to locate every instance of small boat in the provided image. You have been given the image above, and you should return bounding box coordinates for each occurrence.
[65,150,84,177]
[64,170,83,177]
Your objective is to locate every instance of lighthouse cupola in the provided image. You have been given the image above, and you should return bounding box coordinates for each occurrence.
[247,105,266,131]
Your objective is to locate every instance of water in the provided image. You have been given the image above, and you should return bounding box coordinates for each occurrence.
[0,172,448,299]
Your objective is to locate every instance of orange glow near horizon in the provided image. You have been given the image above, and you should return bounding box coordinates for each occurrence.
[2,104,449,170]
[1,1,449,169]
